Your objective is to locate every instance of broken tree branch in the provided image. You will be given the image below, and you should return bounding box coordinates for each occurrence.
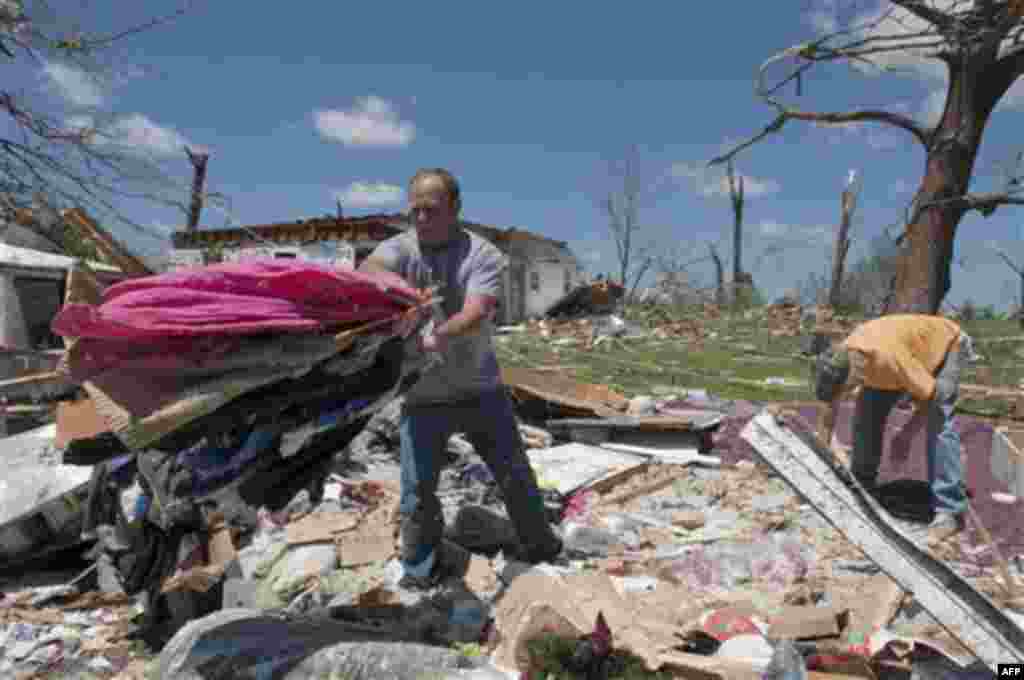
[829,170,860,308]
[710,108,929,168]
[709,11,952,169]
[995,248,1024,277]
[627,255,654,303]
[963,191,1024,216]
[889,0,955,29]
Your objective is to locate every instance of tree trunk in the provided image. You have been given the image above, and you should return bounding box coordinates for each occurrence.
[709,244,725,305]
[185,147,210,233]
[1019,272,1024,329]
[828,180,856,309]
[887,58,996,315]
[728,161,744,307]
[732,203,743,285]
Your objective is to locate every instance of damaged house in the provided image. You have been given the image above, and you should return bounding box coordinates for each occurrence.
[169,213,585,324]
[0,208,134,377]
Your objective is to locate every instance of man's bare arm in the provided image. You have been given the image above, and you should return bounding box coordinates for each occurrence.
[435,294,496,339]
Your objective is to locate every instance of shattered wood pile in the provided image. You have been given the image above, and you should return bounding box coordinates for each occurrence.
[503,366,629,418]
[528,317,604,348]
[544,280,625,319]
[3,302,1024,678]
[762,300,804,337]
[641,305,717,343]
[0,259,436,659]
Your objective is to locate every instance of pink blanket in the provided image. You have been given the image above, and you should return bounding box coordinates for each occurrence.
[52,259,420,340]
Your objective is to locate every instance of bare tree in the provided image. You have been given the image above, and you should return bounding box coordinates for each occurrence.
[649,244,717,305]
[801,228,904,314]
[727,161,745,288]
[712,1,1024,314]
[602,147,655,299]
[993,245,1024,327]
[0,2,199,242]
[184,145,210,232]
[828,170,862,308]
[709,243,726,304]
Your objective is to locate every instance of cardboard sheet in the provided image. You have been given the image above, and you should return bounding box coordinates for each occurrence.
[527,443,646,496]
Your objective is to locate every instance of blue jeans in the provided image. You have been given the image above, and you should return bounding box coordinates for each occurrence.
[850,348,966,515]
[398,388,558,575]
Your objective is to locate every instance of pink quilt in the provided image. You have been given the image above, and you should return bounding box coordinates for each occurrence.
[52,259,420,340]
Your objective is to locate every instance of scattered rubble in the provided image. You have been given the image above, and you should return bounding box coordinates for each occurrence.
[2,376,1020,678]
[544,280,624,319]
[1,264,1022,679]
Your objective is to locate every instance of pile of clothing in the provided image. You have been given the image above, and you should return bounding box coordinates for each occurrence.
[50,259,432,645]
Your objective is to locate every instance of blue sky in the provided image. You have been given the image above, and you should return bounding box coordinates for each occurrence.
[25,1,1024,309]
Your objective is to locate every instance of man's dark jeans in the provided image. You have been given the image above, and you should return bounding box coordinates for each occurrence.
[850,341,967,515]
[398,387,558,577]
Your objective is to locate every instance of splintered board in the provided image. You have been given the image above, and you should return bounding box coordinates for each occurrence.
[992,427,1024,499]
[740,408,1024,671]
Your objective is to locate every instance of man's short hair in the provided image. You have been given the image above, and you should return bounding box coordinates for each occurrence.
[409,168,461,208]
[814,346,851,402]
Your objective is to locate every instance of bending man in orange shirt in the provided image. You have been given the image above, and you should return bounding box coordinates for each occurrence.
[814,314,971,538]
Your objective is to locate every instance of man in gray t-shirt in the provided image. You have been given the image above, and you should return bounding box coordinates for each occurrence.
[368,223,503,406]
[360,168,562,588]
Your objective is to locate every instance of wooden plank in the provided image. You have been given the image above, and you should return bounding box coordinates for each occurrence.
[0,371,77,403]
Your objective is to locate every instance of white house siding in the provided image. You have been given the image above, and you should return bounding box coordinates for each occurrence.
[505,238,583,321]
[220,242,357,268]
[167,240,367,273]
[0,242,122,352]
[0,273,30,349]
[523,261,572,318]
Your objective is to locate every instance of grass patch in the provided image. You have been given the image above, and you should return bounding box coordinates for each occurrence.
[499,309,1024,415]
[452,642,486,659]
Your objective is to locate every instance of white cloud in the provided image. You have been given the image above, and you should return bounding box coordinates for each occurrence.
[314,96,415,147]
[843,3,950,82]
[65,113,192,158]
[333,181,404,208]
[759,219,831,243]
[107,114,191,157]
[44,62,105,108]
[805,2,1024,125]
[672,162,781,199]
[812,119,905,150]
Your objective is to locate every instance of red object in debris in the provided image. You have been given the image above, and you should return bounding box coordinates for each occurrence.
[701,609,763,641]
[589,611,612,657]
[51,259,420,341]
[561,489,596,522]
